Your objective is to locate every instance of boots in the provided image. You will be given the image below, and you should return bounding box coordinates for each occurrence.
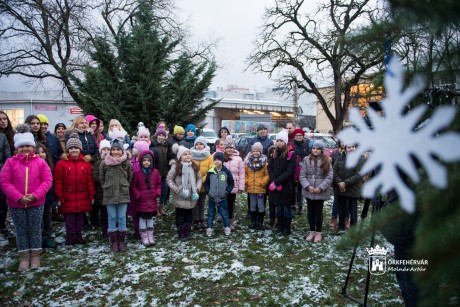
[108,231,118,252]
[185,224,192,241]
[65,233,75,245]
[306,231,316,241]
[249,212,257,229]
[74,232,85,244]
[193,220,201,231]
[329,217,338,229]
[276,216,284,234]
[18,251,30,271]
[147,227,155,245]
[256,212,265,230]
[140,229,149,246]
[178,226,187,242]
[118,231,127,252]
[199,220,207,230]
[229,218,235,230]
[314,232,323,243]
[283,218,292,236]
[30,249,41,269]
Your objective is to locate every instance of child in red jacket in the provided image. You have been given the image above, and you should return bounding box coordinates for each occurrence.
[131,151,162,246]
[54,134,96,245]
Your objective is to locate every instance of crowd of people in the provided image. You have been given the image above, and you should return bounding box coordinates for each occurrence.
[0,112,366,272]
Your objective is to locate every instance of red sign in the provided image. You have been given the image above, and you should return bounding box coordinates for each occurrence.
[70,106,83,114]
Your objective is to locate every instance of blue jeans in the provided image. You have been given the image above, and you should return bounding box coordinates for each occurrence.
[106,203,128,232]
[207,199,230,228]
[276,203,293,220]
[159,177,169,205]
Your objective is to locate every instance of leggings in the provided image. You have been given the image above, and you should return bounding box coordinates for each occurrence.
[10,205,44,251]
[306,199,324,232]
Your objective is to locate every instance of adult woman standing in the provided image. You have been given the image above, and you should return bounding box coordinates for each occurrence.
[25,115,47,146]
[66,115,98,162]
[0,112,13,240]
[0,111,14,155]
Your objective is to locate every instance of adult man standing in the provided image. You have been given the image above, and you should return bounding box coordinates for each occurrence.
[247,123,273,155]
[286,122,296,145]
[292,128,310,214]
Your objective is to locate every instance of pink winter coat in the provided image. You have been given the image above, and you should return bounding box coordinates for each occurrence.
[0,153,53,208]
[224,151,245,194]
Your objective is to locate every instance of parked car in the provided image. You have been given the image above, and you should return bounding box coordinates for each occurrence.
[233,135,252,160]
[200,128,219,147]
[304,133,338,156]
[268,133,277,144]
[231,132,250,139]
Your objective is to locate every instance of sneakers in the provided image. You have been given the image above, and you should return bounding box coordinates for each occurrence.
[224,227,231,236]
[314,232,322,243]
[305,231,316,241]
[328,217,337,229]
[206,228,213,237]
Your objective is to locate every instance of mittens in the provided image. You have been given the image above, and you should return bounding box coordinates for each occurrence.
[84,155,92,163]
[191,193,199,201]
[269,181,277,191]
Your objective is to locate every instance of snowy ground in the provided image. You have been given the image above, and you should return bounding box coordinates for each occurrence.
[0,197,403,305]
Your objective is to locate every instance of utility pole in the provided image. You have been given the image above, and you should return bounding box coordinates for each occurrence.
[293,84,298,126]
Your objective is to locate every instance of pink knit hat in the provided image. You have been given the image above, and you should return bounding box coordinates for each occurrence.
[133,141,149,153]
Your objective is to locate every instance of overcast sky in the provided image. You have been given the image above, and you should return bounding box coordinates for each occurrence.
[177,0,275,91]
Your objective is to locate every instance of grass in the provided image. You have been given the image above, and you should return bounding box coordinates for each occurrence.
[0,195,403,306]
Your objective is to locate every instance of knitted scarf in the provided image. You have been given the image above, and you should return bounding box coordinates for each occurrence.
[142,167,152,189]
[181,161,197,197]
[248,154,267,171]
[190,147,210,161]
[104,152,127,166]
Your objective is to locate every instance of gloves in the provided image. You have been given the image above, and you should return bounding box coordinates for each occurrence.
[191,193,199,201]
[84,155,92,163]
[269,181,277,191]
[277,184,283,191]
[181,189,190,198]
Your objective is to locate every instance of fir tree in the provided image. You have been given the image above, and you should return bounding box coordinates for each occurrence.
[77,0,217,134]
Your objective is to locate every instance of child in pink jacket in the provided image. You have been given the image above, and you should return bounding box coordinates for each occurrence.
[131,150,162,246]
[0,124,52,271]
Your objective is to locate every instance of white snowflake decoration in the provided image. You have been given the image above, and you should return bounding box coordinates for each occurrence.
[337,56,460,213]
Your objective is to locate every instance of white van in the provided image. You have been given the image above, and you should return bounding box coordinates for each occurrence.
[201,128,219,147]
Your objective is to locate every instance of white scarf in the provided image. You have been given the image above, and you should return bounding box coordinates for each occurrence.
[180,161,197,198]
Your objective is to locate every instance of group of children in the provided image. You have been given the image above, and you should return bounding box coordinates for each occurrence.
[1,114,356,272]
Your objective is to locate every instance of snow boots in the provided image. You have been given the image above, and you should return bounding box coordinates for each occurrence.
[108,231,118,252]
[18,251,30,271]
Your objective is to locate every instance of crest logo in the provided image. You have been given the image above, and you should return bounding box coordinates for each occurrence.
[366,245,388,275]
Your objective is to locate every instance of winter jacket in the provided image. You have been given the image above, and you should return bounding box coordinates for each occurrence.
[152,139,173,177]
[293,139,310,160]
[179,138,195,149]
[299,155,333,200]
[92,156,104,203]
[131,151,162,213]
[65,129,98,158]
[247,135,274,156]
[166,163,202,209]
[245,162,269,194]
[267,150,297,205]
[54,154,95,214]
[100,155,133,205]
[204,165,234,202]
[0,153,53,208]
[223,151,245,194]
[0,133,12,171]
[333,152,365,198]
[191,148,214,193]
[45,131,63,165]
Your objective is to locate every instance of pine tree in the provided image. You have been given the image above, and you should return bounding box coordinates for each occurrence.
[77,0,217,134]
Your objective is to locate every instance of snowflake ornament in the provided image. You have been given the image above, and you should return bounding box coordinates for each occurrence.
[337,56,460,213]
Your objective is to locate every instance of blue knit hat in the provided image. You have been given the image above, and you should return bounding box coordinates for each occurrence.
[312,140,325,151]
[214,151,224,162]
[185,124,196,135]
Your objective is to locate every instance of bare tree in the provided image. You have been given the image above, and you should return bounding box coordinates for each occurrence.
[0,0,99,102]
[249,0,390,131]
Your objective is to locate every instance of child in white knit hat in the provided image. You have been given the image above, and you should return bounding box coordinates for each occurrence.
[166,144,202,241]
[0,124,53,271]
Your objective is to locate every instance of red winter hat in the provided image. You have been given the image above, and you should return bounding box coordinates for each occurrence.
[292,128,304,136]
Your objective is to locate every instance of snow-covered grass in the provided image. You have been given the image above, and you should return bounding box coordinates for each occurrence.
[0,196,403,305]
